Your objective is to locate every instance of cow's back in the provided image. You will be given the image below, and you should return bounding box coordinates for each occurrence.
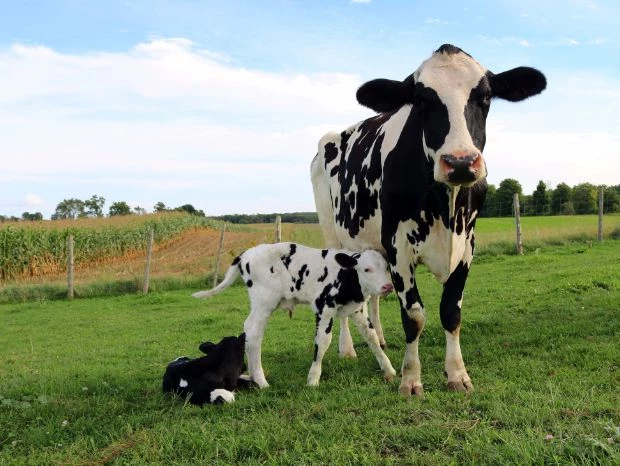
[311,106,413,253]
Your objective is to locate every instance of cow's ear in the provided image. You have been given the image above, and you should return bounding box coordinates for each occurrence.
[198,342,216,354]
[335,253,358,269]
[490,67,546,102]
[356,79,410,113]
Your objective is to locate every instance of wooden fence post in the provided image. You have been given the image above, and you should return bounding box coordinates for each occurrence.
[67,234,74,299]
[275,215,282,243]
[142,228,154,294]
[513,193,523,255]
[598,186,604,241]
[213,224,226,288]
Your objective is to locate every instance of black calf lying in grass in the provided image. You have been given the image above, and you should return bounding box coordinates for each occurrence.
[162,333,256,405]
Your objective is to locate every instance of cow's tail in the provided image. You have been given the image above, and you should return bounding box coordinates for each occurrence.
[192,263,240,299]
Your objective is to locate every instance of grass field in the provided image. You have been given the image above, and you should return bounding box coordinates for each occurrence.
[1,214,619,304]
[1,242,618,464]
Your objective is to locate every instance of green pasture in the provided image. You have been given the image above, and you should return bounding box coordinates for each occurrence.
[1,242,618,464]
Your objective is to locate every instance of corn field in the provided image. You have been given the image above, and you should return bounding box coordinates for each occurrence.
[0,213,224,280]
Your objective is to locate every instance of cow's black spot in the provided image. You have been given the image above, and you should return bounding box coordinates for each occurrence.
[465,76,492,152]
[367,318,374,329]
[270,266,274,273]
[321,249,328,258]
[295,264,308,291]
[318,267,328,282]
[313,343,318,361]
[247,280,253,288]
[232,256,241,266]
[325,318,333,334]
[324,142,338,166]
[246,263,251,274]
[440,261,469,333]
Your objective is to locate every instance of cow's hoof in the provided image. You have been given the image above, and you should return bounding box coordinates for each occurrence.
[339,350,357,359]
[399,383,424,398]
[383,371,396,383]
[447,379,474,393]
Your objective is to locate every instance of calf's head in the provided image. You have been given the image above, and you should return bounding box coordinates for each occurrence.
[356,44,547,187]
[335,250,393,297]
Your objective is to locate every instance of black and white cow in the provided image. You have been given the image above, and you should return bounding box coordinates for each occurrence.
[162,333,256,405]
[192,242,396,388]
[311,44,546,396]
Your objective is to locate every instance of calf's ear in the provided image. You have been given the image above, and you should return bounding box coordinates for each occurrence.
[356,78,411,113]
[198,342,216,354]
[490,67,547,102]
[335,253,358,269]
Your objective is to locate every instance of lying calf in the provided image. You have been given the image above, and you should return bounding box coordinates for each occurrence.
[193,242,396,388]
[162,333,256,405]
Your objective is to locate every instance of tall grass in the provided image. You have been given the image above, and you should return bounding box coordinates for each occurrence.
[0,213,223,280]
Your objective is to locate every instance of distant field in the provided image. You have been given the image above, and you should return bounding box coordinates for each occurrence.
[1,242,618,464]
[0,214,618,303]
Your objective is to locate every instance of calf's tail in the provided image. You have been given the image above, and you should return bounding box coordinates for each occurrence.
[192,263,240,299]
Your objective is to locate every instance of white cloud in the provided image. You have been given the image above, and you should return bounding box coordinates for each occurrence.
[0,38,617,218]
[25,194,44,206]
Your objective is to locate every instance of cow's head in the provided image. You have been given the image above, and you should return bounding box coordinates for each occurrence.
[356,44,547,187]
[336,250,393,297]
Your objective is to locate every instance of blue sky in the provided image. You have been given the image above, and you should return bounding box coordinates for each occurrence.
[1,0,619,218]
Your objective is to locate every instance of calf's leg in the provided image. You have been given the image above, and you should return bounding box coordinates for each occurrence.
[338,316,357,358]
[307,308,336,386]
[350,305,396,381]
[243,301,274,388]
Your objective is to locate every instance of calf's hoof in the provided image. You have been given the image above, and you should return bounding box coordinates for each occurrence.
[339,349,357,359]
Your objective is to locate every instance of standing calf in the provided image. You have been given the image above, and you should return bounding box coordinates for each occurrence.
[192,242,396,388]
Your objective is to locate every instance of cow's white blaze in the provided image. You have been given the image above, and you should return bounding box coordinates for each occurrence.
[416,52,489,184]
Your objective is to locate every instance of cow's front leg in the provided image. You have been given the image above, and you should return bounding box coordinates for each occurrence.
[338,316,357,358]
[441,261,473,392]
[350,305,396,381]
[307,309,336,386]
[390,256,425,397]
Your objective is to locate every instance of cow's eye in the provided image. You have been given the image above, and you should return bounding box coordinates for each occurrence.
[364,268,372,273]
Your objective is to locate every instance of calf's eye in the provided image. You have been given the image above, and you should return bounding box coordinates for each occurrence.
[364,268,372,273]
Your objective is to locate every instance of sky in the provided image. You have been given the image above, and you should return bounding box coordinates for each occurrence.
[1,0,619,218]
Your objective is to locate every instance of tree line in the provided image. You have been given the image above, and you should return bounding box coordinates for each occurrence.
[480,180,620,217]
[1,180,619,223]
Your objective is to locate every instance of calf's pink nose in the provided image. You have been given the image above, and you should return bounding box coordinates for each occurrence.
[381,283,393,293]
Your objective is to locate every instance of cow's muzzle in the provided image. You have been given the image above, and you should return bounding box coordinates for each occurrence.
[439,153,483,185]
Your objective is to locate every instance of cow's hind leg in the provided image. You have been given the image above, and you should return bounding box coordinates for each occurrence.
[307,309,336,386]
[441,261,473,392]
[350,305,396,381]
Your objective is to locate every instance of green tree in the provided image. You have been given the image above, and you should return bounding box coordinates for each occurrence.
[572,183,598,214]
[176,204,205,216]
[53,198,85,220]
[495,178,523,217]
[109,201,132,216]
[480,184,497,217]
[531,180,549,216]
[550,183,572,215]
[154,202,168,212]
[604,185,620,213]
[21,212,43,221]
[84,195,106,217]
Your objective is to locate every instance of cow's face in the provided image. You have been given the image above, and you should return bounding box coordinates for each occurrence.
[356,44,547,187]
[336,250,393,297]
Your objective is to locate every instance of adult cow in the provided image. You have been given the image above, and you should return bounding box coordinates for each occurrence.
[311,44,546,396]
